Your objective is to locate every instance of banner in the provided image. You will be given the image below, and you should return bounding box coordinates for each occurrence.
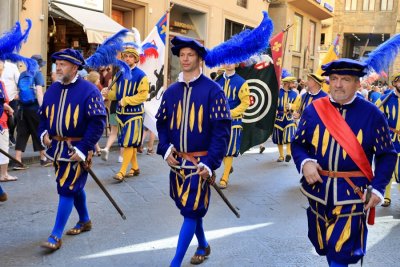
[237,52,279,154]
[316,34,340,75]
[269,31,284,88]
[139,13,167,135]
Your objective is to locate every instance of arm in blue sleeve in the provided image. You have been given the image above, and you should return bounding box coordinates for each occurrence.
[156,94,171,157]
[202,119,231,170]
[75,115,106,157]
[372,112,397,194]
[291,108,315,173]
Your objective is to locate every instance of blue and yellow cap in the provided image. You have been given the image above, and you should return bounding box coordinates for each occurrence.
[321,58,367,77]
[51,48,85,70]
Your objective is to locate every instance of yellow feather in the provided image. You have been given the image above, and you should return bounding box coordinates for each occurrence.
[65,104,71,130]
[73,105,79,128]
[311,125,320,154]
[50,105,55,128]
[321,129,330,157]
[189,103,195,132]
[177,101,182,130]
[198,105,203,133]
[170,111,175,129]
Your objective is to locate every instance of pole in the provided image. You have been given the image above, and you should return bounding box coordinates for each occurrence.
[0,148,25,167]
[281,24,293,71]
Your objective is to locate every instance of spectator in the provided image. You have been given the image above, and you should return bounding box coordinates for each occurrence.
[0,61,20,146]
[13,55,51,169]
[0,61,17,182]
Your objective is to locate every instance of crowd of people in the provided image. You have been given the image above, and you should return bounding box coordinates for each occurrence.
[1,19,400,267]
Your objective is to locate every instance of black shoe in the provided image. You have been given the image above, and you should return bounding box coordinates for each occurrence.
[285,155,292,162]
[259,146,265,154]
[40,159,53,167]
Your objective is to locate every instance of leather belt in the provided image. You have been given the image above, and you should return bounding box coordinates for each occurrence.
[175,151,208,166]
[318,169,366,198]
[51,136,82,142]
[389,127,400,135]
[318,170,365,178]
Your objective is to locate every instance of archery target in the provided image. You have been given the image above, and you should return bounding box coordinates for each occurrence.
[243,78,272,123]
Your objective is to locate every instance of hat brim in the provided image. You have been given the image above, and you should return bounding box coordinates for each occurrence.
[171,43,207,59]
[321,69,366,77]
[52,55,84,70]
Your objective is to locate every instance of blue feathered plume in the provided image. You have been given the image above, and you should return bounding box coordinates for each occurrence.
[0,19,37,74]
[281,68,292,79]
[86,29,131,79]
[364,33,400,74]
[205,11,274,68]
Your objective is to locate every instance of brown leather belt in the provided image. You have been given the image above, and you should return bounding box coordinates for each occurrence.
[389,127,400,135]
[318,170,364,178]
[318,170,365,198]
[175,151,208,166]
[51,136,82,142]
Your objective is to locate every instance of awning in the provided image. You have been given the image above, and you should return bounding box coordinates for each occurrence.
[52,3,133,44]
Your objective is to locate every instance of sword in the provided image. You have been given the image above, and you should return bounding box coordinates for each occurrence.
[172,166,240,218]
[67,142,126,220]
[365,185,375,225]
[208,172,240,218]
[377,90,394,109]
[0,148,25,167]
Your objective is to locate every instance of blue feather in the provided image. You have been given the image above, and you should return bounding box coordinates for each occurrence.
[86,29,131,79]
[281,68,292,79]
[205,11,274,68]
[1,53,38,74]
[116,59,132,79]
[364,33,400,74]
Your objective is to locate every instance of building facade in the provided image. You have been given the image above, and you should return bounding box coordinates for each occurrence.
[268,0,334,79]
[332,0,400,77]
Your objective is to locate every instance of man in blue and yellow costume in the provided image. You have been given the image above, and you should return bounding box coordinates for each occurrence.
[272,76,298,162]
[105,44,149,181]
[216,63,250,189]
[292,58,396,267]
[295,73,327,117]
[38,49,107,250]
[376,72,400,207]
[156,36,231,267]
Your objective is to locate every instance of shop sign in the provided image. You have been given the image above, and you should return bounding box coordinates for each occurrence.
[52,0,103,12]
[324,3,334,12]
[170,20,196,34]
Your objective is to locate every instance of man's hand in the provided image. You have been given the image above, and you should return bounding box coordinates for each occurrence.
[362,191,380,210]
[101,87,109,97]
[302,161,323,185]
[68,149,83,162]
[43,133,52,148]
[197,166,210,180]
[4,103,13,116]
[166,147,179,167]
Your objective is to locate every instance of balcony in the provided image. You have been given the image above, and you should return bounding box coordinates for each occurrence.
[287,0,333,20]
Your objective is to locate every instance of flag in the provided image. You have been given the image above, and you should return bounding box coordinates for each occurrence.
[316,34,340,75]
[237,51,279,154]
[269,31,284,88]
[139,13,167,135]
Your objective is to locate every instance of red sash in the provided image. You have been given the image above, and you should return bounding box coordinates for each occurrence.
[313,96,375,224]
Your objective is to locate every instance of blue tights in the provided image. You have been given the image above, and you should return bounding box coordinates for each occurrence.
[170,217,208,267]
[48,190,89,244]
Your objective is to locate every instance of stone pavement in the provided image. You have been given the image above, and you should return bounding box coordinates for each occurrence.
[1,139,400,267]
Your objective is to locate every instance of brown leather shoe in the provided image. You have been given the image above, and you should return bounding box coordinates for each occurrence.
[41,235,62,251]
[66,220,92,235]
[126,168,140,177]
[0,192,7,202]
[190,245,211,264]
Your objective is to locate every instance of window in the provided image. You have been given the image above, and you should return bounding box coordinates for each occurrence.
[224,19,253,41]
[293,14,303,52]
[320,33,326,45]
[309,21,316,56]
[292,56,301,78]
[363,0,375,10]
[381,0,393,10]
[345,0,357,10]
[237,0,247,8]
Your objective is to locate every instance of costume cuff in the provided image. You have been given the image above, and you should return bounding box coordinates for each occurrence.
[198,162,212,177]
[164,144,174,160]
[73,146,86,161]
[300,158,318,174]
[40,130,48,148]
[365,188,384,206]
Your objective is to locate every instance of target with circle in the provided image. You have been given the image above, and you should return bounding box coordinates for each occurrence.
[243,78,273,124]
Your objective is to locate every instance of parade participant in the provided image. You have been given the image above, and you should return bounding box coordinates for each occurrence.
[272,76,298,162]
[39,49,106,251]
[292,58,397,267]
[104,44,149,181]
[156,36,231,267]
[376,72,400,207]
[216,63,250,189]
[295,73,327,117]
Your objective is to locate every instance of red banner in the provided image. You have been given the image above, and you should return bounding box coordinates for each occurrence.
[269,31,284,88]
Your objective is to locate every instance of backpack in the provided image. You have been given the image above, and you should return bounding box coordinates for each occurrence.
[17,72,36,105]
